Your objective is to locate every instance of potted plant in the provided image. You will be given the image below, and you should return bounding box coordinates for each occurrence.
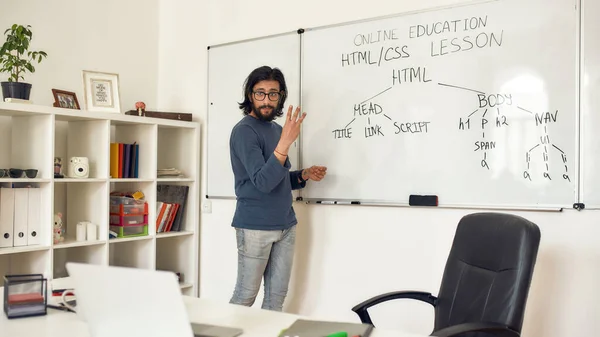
[0,24,47,101]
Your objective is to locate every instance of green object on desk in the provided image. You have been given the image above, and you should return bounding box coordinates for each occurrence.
[282,318,372,337]
[325,332,348,337]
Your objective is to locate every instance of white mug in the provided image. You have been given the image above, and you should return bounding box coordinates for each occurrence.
[86,223,97,241]
[76,223,86,241]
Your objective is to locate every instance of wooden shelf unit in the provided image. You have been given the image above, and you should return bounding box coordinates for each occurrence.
[0,102,200,296]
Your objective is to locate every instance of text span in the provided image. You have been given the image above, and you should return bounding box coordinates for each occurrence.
[431,31,504,57]
[354,29,399,46]
[409,16,489,39]
[392,67,432,85]
[332,77,431,139]
[341,45,410,67]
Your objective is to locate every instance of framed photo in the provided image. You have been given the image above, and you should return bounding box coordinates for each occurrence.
[52,89,80,109]
[82,70,121,113]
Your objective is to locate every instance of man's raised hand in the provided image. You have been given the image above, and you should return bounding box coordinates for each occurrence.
[276,105,306,155]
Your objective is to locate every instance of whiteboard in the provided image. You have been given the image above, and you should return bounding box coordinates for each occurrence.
[299,0,579,208]
[580,0,600,209]
[206,32,301,198]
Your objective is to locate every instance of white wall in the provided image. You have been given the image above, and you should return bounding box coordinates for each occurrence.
[156,1,600,337]
[4,1,599,337]
[0,0,159,112]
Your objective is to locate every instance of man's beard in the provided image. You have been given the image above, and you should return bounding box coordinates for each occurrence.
[252,104,277,122]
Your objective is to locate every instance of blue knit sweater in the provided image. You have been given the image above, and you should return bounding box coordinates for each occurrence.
[229,115,306,230]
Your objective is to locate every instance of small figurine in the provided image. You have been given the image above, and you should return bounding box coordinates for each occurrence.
[54,213,65,244]
[135,101,146,116]
[54,157,63,178]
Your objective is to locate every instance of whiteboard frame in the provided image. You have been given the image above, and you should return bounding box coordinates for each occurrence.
[303,200,564,212]
[295,0,579,211]
[296,29,306,202]
[575,0,600,210]
[573,0,584,209]
[205,29,304,200]
[576,0,584,209]
[294,29,306,201]
[203,0,583,212]
[296,0,499,34]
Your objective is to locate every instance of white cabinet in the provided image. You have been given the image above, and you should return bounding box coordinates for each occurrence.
[0,102,200,296]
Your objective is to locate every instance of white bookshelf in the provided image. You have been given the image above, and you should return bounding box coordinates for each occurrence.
[0,102,200,297]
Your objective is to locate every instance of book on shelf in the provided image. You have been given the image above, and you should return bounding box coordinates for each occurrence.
[110,142,139,178]
[157,168,184,178]
[156,185,189,232]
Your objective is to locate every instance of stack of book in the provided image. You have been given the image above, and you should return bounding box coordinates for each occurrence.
[110,142,139,178]
[156,185,189,232]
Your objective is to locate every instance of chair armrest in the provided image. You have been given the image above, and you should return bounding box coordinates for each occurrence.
[431,322,520,337]
[351,291,437,325]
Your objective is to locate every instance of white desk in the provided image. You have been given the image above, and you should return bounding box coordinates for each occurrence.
[0,295,427,337]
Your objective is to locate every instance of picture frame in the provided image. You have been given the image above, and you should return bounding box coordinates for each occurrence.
[51,89,80,110]
[82,70,121,113]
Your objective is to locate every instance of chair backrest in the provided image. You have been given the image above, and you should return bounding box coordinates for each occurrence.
[434,212,541,335]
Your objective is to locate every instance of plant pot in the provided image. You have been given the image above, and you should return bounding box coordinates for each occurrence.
[1,81,32,101]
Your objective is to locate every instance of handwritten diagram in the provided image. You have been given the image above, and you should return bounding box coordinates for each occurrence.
[327,14,570,183]
[331,67,432,140]
[447,83,570,182]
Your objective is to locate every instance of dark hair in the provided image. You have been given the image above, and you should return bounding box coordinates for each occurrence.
[238,66,287,117]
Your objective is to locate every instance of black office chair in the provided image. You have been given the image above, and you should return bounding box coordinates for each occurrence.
[352,212,541,337]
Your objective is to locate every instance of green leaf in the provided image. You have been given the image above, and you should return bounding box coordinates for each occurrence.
[0,24,47,81]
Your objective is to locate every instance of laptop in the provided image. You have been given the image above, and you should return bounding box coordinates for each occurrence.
[65,262,243,337]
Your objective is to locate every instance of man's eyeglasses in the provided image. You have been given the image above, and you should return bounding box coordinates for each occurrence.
[253,91,281,101]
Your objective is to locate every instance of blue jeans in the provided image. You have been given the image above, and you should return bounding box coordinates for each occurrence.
[229,225,296,311]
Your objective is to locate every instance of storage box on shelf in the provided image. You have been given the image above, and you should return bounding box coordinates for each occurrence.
[109,195,149,238]
[109,182,155,237]
[0,102,200,296]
